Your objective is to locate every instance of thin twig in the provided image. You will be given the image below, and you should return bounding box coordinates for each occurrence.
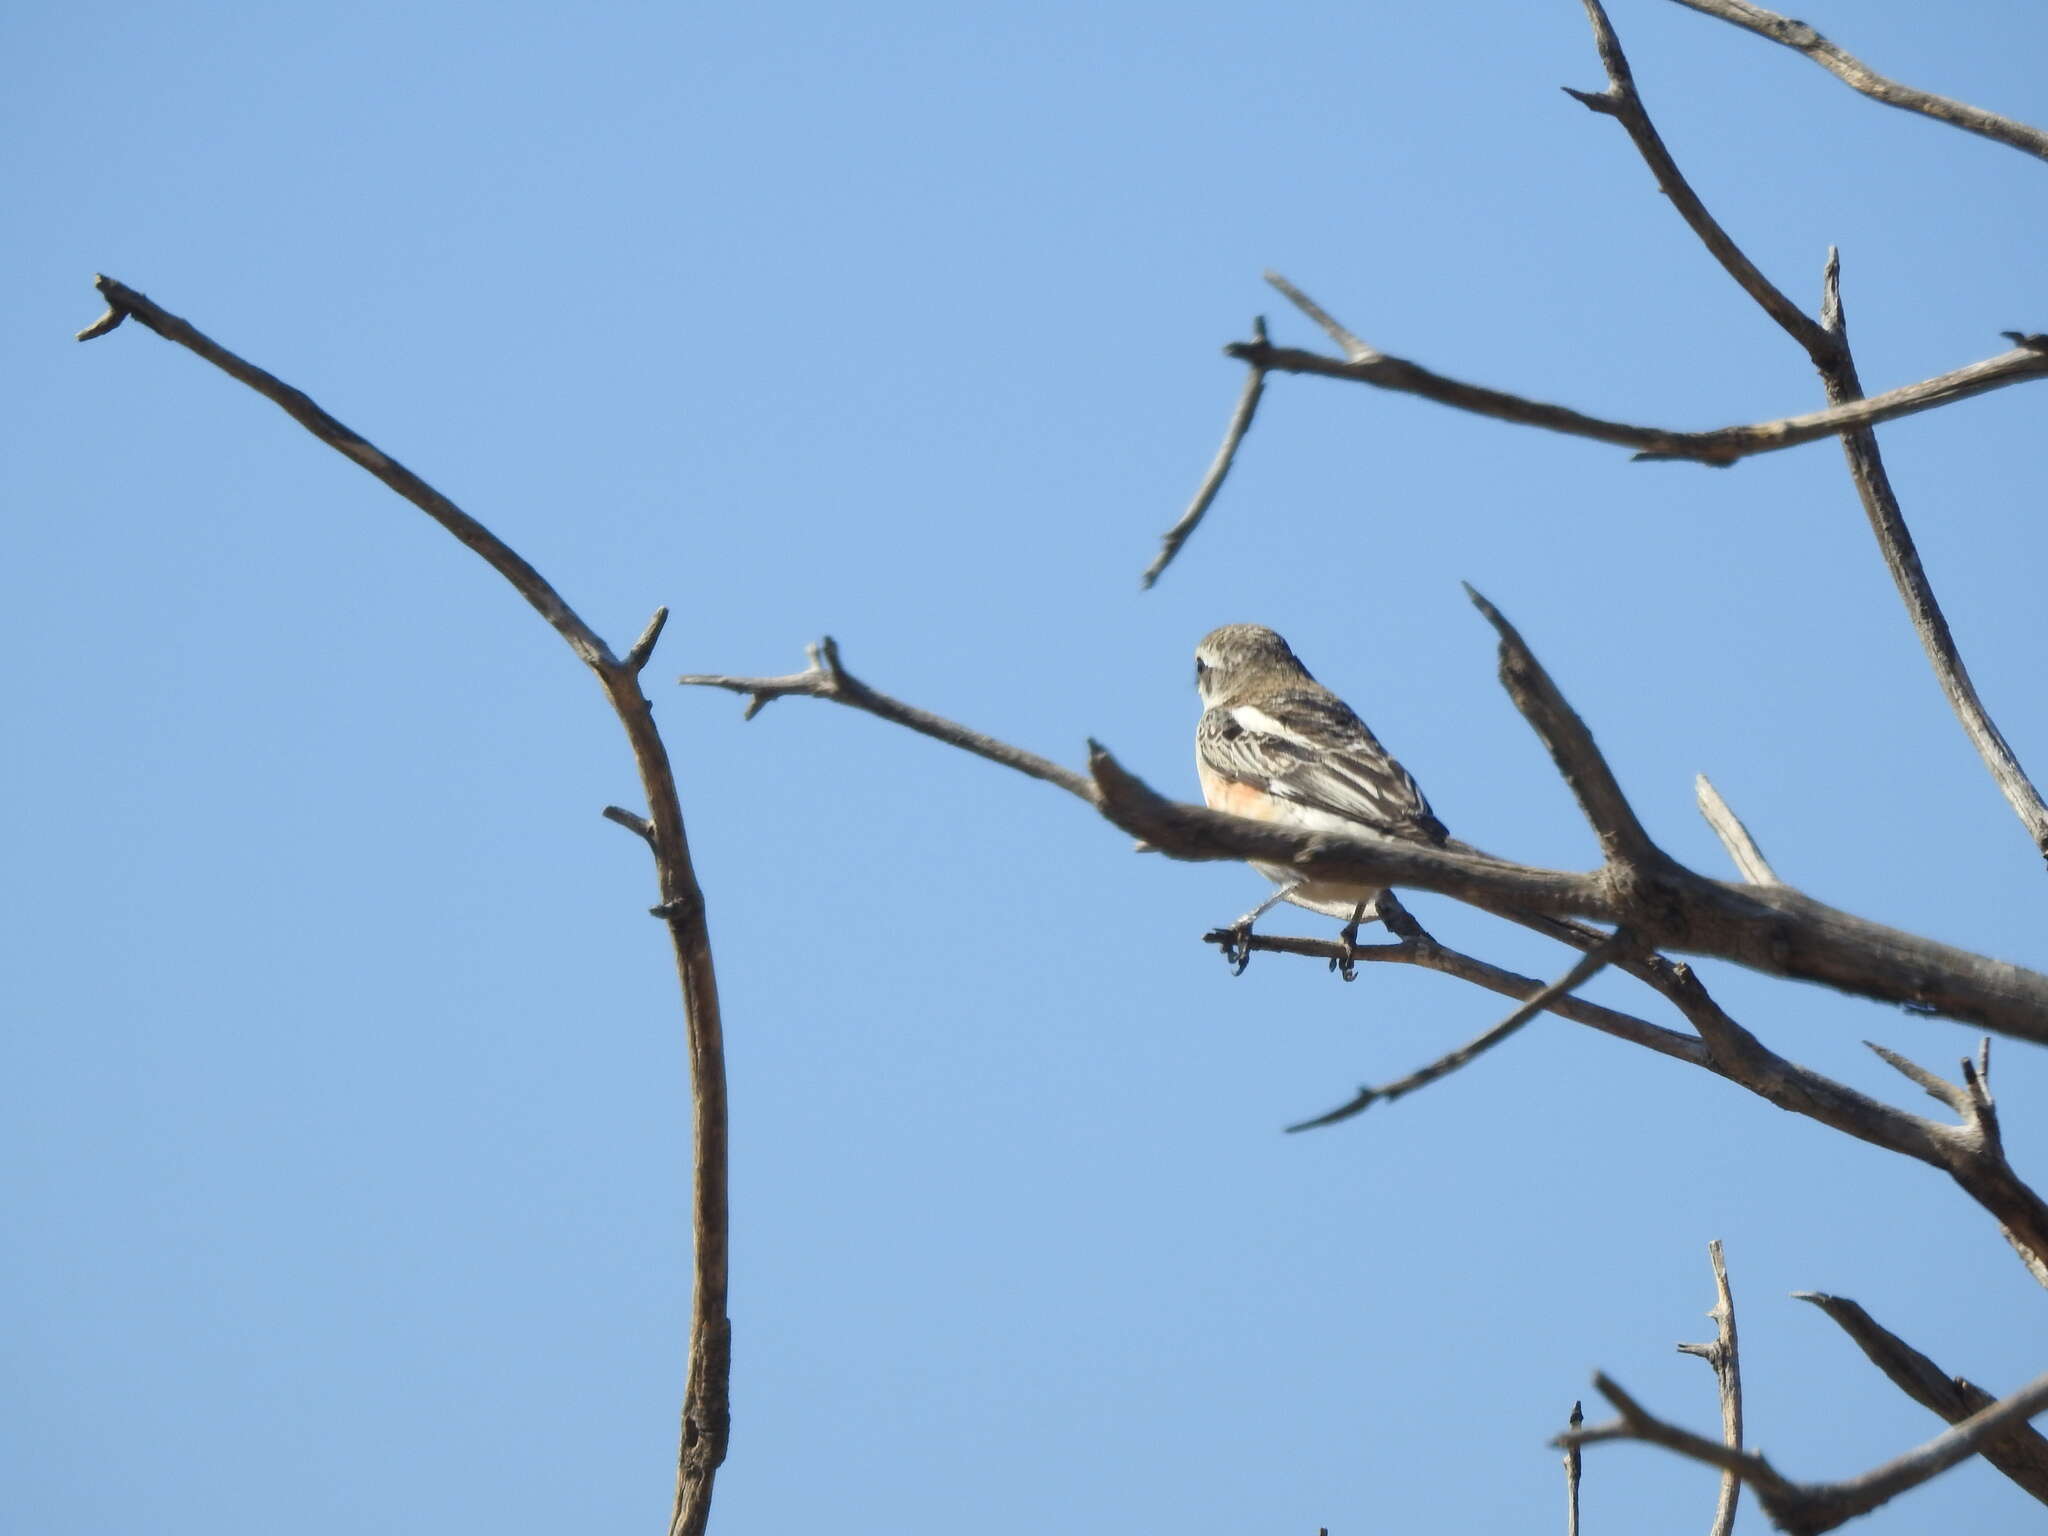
[1225,317,2048,466]
[1205,927,1706,1067]
[625,606,671,675]
[1142,317,1270,589]
[1695,775,1778,885]
[603,806,657,845]
[1282,933,1630,1131]
[1795,1291,2048,1505]
[76,275,734,1536]
[1667,0,2048,163]
[1818,251,2048,864]
[678,636,1098,803]
[1674,1240,1744,1536]
[1265,272,1374,361]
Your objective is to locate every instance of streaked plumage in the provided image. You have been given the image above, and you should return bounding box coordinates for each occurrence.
[1194,623,1445,922]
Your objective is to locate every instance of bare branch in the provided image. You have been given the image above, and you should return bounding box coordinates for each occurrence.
[1142,317,1270,589]
[1564,1401,1584,1536]
[625,606,671,675]
[1245,921,2048,1271]
[1265,271,1373,360]
[1282,933,1630,1132]
[603,805,656,845]
[77,275,734,1536]
[1796,1291,2048,1505]
[1224,326,2048,466]
[1674,1240,1744,1536]
[1466,586,1664,869]
[1865,1038,1971,1114]
[1817,251,2048,864]
[1564,1366,2048,1534]
[679,636,1099,803]
[1569,0,1835,366]
[1562,1371,1795,1494]
[1092,733,2048,1042]
[1667,0,2048,163]
[1695,776,1778,885]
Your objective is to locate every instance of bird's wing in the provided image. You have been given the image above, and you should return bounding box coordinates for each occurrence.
[1198,690,1447,845]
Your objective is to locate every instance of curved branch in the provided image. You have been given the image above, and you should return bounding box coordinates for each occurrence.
[1142,316,1270,589]
[1818,253,2048,863]
[1569,0,1835,366]
[77,275,733,1536]
[1667,0,2048,164]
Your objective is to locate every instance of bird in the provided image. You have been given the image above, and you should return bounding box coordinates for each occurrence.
[1193,623,1448,973]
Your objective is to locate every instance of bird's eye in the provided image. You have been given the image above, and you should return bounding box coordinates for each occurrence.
[1194,657,1209,683]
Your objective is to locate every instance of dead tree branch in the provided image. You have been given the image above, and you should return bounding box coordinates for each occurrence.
[1817,253,2048,863]
[1562,1365,2048,1535]
[1142,316,1270,589]
[678,636,1097,803]
[1282,933,1631,1132]
[1226,294,2048,466]
[1666,0,2048,163]
[1202,926,1706,1067]
[1695,776,1778,885]
[1563,1401,1584,1536]
[1674,1240,1744,1536]
[1795,1291,2048,1505]
[1565,1,2048,864]
[76,275,733,1536]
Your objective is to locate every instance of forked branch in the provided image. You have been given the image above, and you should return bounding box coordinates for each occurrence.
[1796,1291,2048,1505]
[1674,1240,1744,1536]
[1561,1365,2048,1535]
[1565,0,2048,863]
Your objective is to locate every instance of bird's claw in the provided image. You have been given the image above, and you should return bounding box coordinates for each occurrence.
[1224,921,1254,976]
[1329,905,1366,982]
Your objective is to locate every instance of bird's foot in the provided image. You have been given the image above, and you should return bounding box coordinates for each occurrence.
[1328,902,1369,982]
[1219,920,1254,976]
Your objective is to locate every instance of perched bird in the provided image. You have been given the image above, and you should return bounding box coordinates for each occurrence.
[1194,623,1447,970]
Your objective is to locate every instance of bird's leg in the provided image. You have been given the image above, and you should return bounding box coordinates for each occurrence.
[1329,900,1370,982]
[1219,881,1298,975]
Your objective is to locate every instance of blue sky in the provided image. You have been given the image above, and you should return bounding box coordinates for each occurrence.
[8,1,2048,1531]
